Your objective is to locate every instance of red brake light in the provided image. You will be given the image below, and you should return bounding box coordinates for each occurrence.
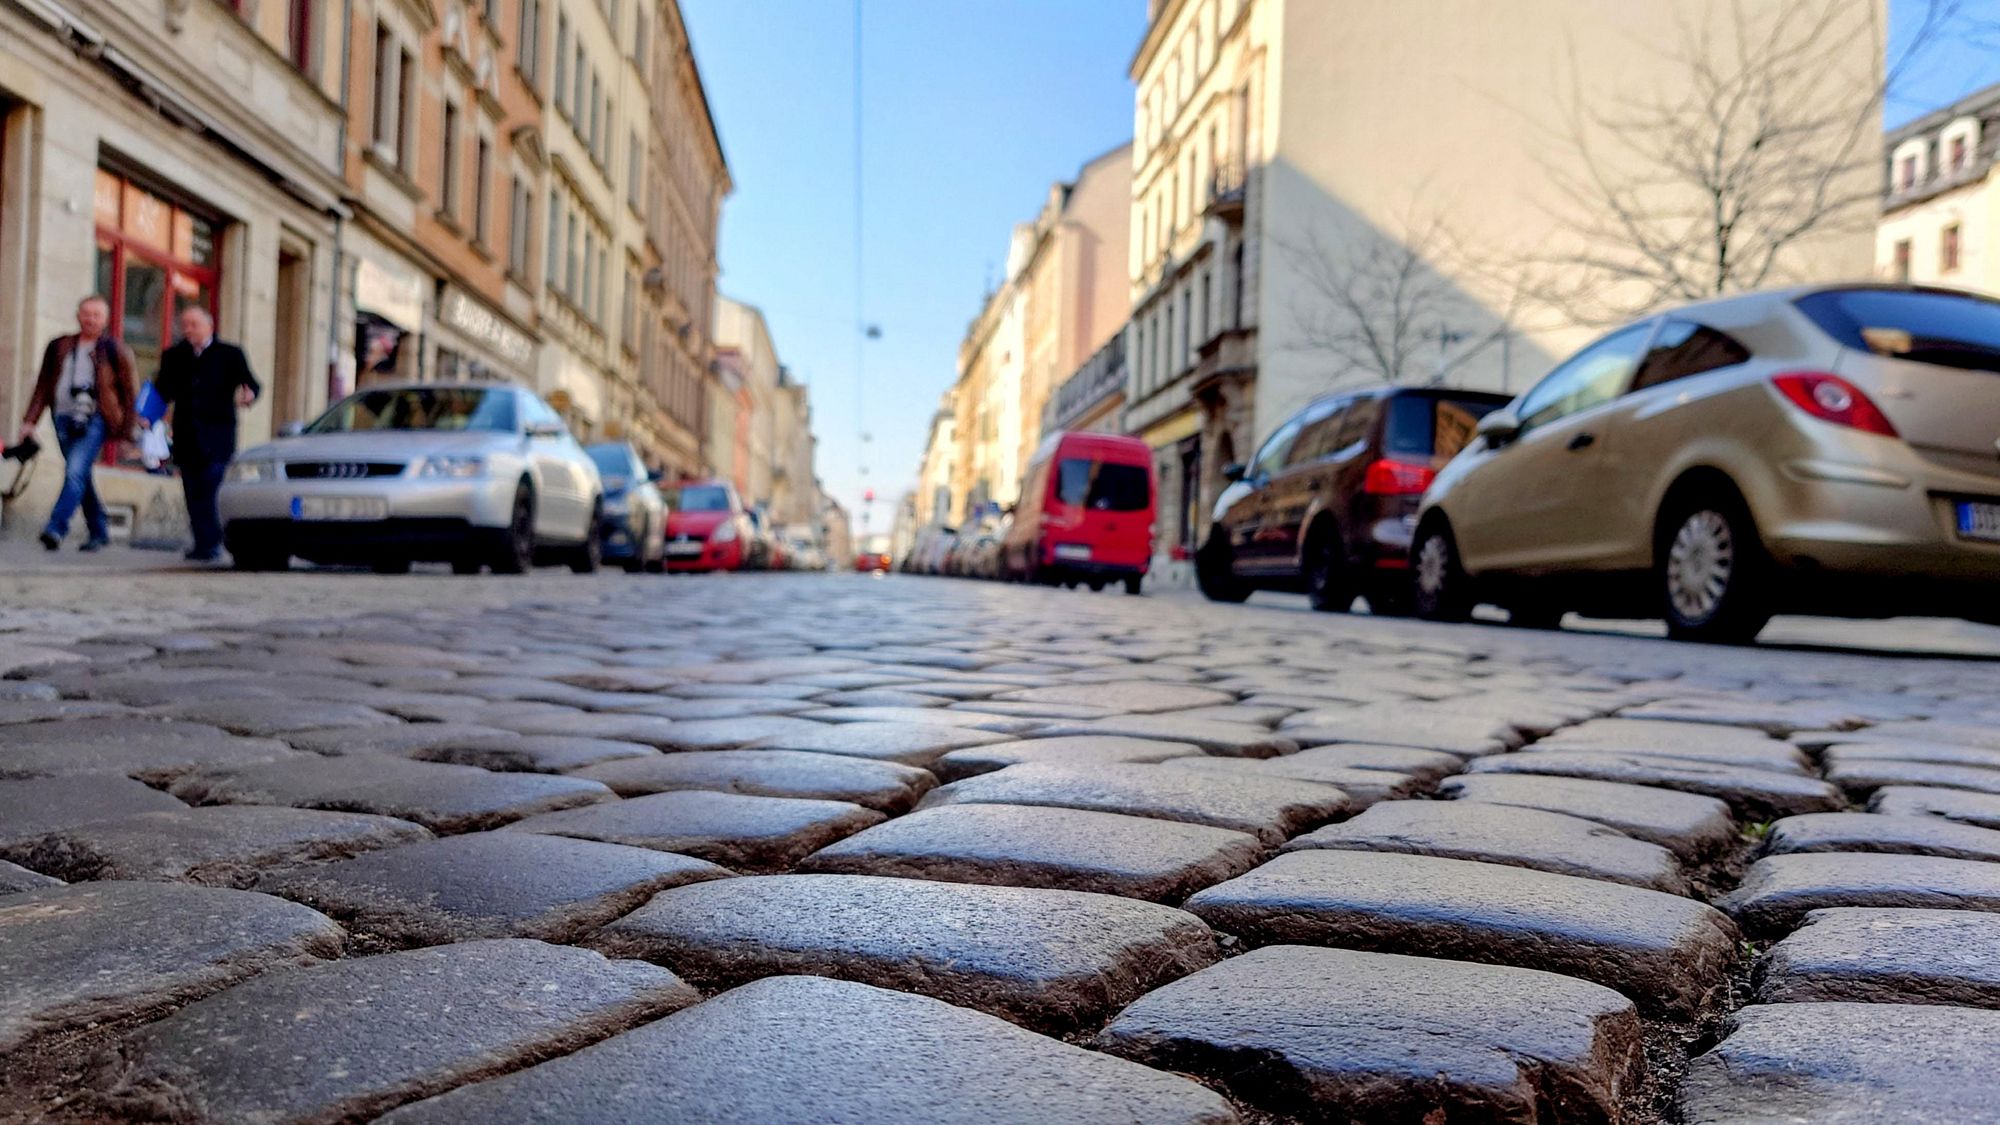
[1771,372,1898,437]
[1363,458,1437,496]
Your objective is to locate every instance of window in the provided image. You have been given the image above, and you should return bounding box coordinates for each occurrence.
[517,0,540,84]
[1952,135,1968,172]
[633,8,648,75]
[1163,303,1175,379]
[396,48,414,166]
[509,176,531,275]
[1250,415,1304,479]
[1332,396,1380,450]
[554,14,568,112]
[546,193,562,288]
[90,168,221,384]
[370,24,398,153]
[1795,287,2000,370]
[1385,395,1503,462]
[287,0,313,72]
[581,228,595,313]
[564,211,578,296]
[1632,320,1751,391]
[440,103,462,219]
[1179,287,1192,369]
[1893,239,1912,282]
[472,137,491,244]
[589,73,602,159]
[628,133,643,209]
[482,0,496,28]
[1055,459,1150,511]
[1284,400,1344,468]
[621,268,636,353]
[1517,323,1654,432]
[1899,154,1917,190]
[572,46,586,127]
[1943,223,1962,272]
[1197,270,1211,342]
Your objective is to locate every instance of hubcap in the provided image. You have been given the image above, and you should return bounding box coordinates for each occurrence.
[1667,510,1734,621]
[1416,535,1450,598]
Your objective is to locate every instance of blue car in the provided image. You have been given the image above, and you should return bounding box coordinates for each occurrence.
[584,442,668,573]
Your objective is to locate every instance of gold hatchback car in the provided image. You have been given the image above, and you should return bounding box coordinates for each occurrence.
[1412,285,2000,642]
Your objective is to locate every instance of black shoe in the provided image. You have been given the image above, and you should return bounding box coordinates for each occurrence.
[79,538,108,553]
[183,547,219,562]
[38,532,59,551]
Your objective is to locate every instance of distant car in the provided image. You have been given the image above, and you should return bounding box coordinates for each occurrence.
[1001,432,1155,593]
[584,441,666,573]
[743,507,777,570]
[906,526,956,574]
[662,479,751,572]
[1196,387,1509,612]
[221,382,602,575]
[855,534,892,572]
[1413,284,2000,642]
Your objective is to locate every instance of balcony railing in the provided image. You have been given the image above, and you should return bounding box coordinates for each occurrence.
[1206,157,1246,218]
[1043,332,1128,435]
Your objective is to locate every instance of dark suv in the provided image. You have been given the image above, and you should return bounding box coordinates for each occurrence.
[1196,386,1510,611]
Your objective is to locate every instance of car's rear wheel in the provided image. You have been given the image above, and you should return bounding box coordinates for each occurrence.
[1412,521,1472,622]
[568,503,603,574]
[1196,530,1252,604]
[491,484,535,575]
[1124,574,1143,596]
[451,558,483,575]
[1305,528,1352,613]
[231,544,289,573]
[1659,492,1770,644]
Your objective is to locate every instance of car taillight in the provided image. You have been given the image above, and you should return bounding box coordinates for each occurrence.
[1363,458,1437,496]
[1771,372,1898,437]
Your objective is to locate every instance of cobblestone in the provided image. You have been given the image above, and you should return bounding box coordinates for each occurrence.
[170,754,613,833]
[921,760,1351,844]
[0,805,430,885]
[1437,772,1739,859]
[504,789,884,870]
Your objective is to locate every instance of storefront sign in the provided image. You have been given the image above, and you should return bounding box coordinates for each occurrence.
[440,286,533,367]
[1140,407,1201,449]
[354,255,425,330]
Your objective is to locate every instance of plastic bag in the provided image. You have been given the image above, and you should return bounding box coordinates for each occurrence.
[139,421,171,471]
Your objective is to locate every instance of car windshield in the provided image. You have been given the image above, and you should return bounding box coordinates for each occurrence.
[1385,395,1504,463]
[587,446,633,476]
[307,387,516,434]
[1797,289,2000,373]
[1055,458,1150,511]
[666,484,731,511]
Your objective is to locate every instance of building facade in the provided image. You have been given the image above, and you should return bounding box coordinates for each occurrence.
[1880,83,2000,291]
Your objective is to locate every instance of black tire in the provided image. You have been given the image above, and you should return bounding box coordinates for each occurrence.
[1412,521,1473,622]
[1124,574,1143,596]
[491,483,535,574]
[370,558,412,575]
[1087,579,1105,592]
[1304,527,1353,613]
[1505,601,1565,630]
[451,558,483,575]
[1195,530,1252,604]
[1658,488,1771,644]
[231,546,289,573]
[568,504,603,574]
[1366,585,1413,617]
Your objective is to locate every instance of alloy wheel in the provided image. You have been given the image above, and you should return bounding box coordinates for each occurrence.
[1415,534,1451,602]
[1666,510,1734,623]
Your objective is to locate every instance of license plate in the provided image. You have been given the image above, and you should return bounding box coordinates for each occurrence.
[666,541,703,556]
[293,496,387,521]
[1053,544,1092,561]
[1957,501,2000,542]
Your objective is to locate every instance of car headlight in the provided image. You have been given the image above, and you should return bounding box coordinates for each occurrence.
[418,455,486,479]
[713,522,739,543]
[225,460,278,484]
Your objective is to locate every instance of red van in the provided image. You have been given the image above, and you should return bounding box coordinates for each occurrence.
[1002,432,1156,594]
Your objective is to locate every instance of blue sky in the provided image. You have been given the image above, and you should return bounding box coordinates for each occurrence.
[683,0,1996,538]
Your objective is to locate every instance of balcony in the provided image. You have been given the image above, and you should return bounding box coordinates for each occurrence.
[1205,158,1246,222]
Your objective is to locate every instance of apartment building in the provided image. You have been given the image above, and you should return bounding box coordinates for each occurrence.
[1880,83,2000,291]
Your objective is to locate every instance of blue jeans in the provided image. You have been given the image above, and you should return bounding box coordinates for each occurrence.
[45,414,108,543]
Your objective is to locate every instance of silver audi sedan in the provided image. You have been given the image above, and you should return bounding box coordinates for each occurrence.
[220,382,603,574]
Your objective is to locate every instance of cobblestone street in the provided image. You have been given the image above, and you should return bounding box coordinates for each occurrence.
[6,566,2000,1123]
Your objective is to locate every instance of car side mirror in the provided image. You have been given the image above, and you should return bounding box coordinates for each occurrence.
[1476,409,1522,446]
[1221,462,1246,482]
[277,421,305,437]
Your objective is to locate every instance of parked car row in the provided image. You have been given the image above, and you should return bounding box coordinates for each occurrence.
[218,382,832,576]
[1198,284,2000,643]
[903,432,1158,594]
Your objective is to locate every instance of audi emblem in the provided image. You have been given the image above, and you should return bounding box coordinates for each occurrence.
[304,462,369,479]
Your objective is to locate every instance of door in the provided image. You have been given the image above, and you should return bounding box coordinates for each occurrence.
[1261,399,1345,573]
[1451,323,1655,573]
[273,248,308,427]
[1228,413,1304,571]
[521,392,585,536]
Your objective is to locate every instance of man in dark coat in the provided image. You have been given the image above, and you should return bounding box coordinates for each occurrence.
[17,294,137,551]
[155,306,260,561]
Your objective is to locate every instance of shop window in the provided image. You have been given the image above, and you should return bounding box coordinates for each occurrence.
[91,169,220,386]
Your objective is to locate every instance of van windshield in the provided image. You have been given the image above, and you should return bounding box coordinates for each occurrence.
[1055,459,1150,511]
[1385,396,1504,464]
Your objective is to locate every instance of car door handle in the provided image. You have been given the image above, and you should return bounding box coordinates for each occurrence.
[1567,432,1596,451]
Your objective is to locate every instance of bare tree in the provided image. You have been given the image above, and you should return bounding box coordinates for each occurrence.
[1279,208,1535,388]
[1528,0,1962,325]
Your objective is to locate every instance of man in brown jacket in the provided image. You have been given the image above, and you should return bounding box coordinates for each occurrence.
[16,295,137,551]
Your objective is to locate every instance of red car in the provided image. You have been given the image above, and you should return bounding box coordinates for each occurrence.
[1001,432,1156,594]
[854,535,892,573]
[662,479,752,572]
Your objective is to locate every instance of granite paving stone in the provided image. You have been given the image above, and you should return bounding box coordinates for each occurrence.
[1279,705,1520,756]
[1031,715,1299,757]
[376,975,1238,1125]
[614,696,820,720]
[482,709,685,747]
[1871,785,2000,830]
[1757,907,2000,1007]
[505,789,883,870]
[633,715,841,750]
[1466,749,1844,819]
[803,706,1043,733]
[0,860,61,894]
[1438,773,1738,859]
[745,720,1013,765]
[0,775,187,847]
[1721,852,2000,933]
[571,749,935,813]
[1283,799,1687,892]
[168,755,612,834]
[1679,1002,2000,1124]
[1263,742,1466,782]
[1160,755,1425,806]
[920,761,1350,846]
[1822,740,2000,770]
[0,805,431,886]
[800,804,1265,901]
[1184,849,1738,1017]
[1840,720,2000,751]
[263,832,729,947]
[280,723,526,757]
[148,698,401,737]
[1764,812,2000,862]
[0,718,302,783]
[809,688,954,708]
[1826,758,2000,798]
[84,940,699,1125]
[991,681,1236,714]
[593,873,1219,1031]
[1095,946,1644,1124]
[932,735,1203,782]
[0,699,133,725]
[0,881,343,1051]
[1531,719,1811,773]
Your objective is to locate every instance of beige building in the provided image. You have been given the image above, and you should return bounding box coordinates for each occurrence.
[1125,0,1881,580]
[2,0,347,541]
[713,294,777,504]
[913,390,957,526]
[1879,84,1999,291]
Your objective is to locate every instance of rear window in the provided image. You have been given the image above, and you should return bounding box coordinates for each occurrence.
[1797,289,2000,372]
[1055,459,1151,512]
[1385,396,1503,463]
[666,484,730,511]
